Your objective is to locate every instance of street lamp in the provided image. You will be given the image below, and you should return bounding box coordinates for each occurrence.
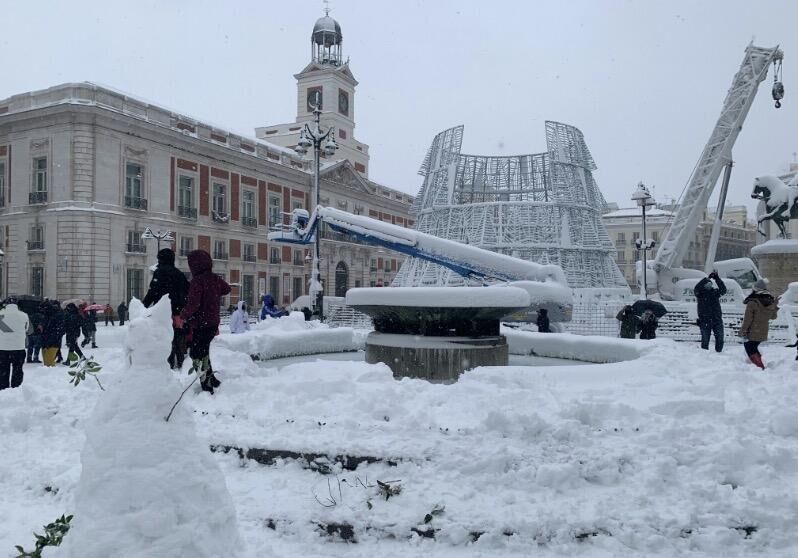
[141,227,175,254]
[631,182,656,299]
[0,248,4,299]
[294,92,339,321]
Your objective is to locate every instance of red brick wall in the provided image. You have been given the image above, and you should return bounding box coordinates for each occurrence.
[282,188,291,224]
[354,162,366,173]
[282,246,291,263]
[231,173,240,221]
[199,165,209,216]
[229,269,240,299]
[198,235,210,253]
[211,167,228,179]
[176,159,197,172]
[229,239,241,259]
[257,243,268,261]
[241,175,257,187]
[258,181,267,226]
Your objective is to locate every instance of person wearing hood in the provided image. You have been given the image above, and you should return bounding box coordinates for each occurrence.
[178,250,231,393]
[80,304,98,349]
[143,248,190,369]
[63,303,85,362]
[536,308,551,333]
[0,298,30,390]
[616,305,640,339]
[229,301,250,334]
[694,271,727,352]
[117,301,128,326]
[260,293,288,320]
[738,278,780,369]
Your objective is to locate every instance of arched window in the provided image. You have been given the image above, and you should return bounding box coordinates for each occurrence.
[334,261,349,297]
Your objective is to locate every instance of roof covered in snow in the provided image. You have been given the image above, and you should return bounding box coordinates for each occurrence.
[603,207,675,218]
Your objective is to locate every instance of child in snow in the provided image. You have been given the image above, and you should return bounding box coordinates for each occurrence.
[639,310,658,340]
[229,301,250,334]
[738,278,779,369]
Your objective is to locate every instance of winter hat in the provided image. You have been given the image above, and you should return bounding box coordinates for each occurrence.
[753,278,769,291]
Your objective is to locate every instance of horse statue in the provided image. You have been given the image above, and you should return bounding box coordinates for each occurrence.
[752,175,798,238]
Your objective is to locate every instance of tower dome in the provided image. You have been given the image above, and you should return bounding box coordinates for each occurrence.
[311,11,343,66]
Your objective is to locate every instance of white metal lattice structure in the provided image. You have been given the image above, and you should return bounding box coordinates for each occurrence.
[395,122,627,289]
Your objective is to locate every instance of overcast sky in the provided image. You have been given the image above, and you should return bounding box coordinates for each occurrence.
[1,0,796,216]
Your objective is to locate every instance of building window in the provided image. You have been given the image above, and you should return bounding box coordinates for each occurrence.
[268,194,281,228]
[242,190,257,227]
[293,250,304,266]
[370,258,377,272]
[126,229,146,253]
[0,161,5,207]
[293,277,303,301]
[125,163,146,209]
[126,268,144,301]
[632,232,640,242]
[177,175,196,218]
[616,251,626,263]
[213,239,228,260]
[270,247,281,264]
[32,157,47,192]
[652,231,659,242]
[28,225,45,250]
[180,236,194,257]
[242,275,255,308]
[212,183,228,222]
[269,276,280,301]
[243,243,256,262]
[616,232,625,245]
[338,128,347,140]
[30,267,44,298]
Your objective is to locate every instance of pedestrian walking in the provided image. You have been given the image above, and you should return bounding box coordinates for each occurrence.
[536,308,551,333]
[639,309,659,340]
[41,301,65,367]
[0,298,31,390]
[63,303,85,363]
[616,305,640,339]
[229,301,250,334]
[143,248,190,369]
[26,305,45,363]
[738,279,779,369]
[694,271,727,352]
[178,250,231,393]
[80,305,98,348]
[104,304,115,326]
[117,302,128,326]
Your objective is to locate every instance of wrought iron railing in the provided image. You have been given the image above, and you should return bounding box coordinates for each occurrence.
[213,250,228,260]
[242,216,258,228]
[178,205,197,219]
[243,254,257,262]
[29,191,48,204]
[125,196,148,210]
[27,240,45,250]
[126,243,147,253]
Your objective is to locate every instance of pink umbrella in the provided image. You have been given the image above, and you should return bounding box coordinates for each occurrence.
[85,304,106,312]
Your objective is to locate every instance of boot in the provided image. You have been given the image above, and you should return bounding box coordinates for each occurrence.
[749,352,765,370]
[209,374,221,388]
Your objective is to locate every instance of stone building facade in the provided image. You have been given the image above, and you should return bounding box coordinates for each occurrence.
[0,82,412,307]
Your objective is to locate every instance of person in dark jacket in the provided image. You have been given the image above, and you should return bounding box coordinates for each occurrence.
[41,301,65,367]
[117,302,128,326]
[738,279,779,369]
[178,250,231,393]
[143,248,191,370]
[639,310,658,340]
[536,308,551,333]
[694,271,727,352]
[26,307,45,363]
[79,305,98,348]
[616,305,640,339]
[63,303,85,362]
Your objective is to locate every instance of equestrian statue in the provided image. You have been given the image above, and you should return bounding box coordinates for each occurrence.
[752,175,798,238]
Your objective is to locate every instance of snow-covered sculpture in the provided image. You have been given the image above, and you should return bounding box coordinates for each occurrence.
[753,175,798,238]
[61,296,242,558]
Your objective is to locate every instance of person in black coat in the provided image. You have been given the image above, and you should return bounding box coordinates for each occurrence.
[143,248,191,369]
[694,271,727,352]
[536,308,551,333]
[80,306,98,349]
[117,302,128,326]
[41,301,66,367]
[63,303,85,362]
[639,310,659,340]
[26,308,45,363]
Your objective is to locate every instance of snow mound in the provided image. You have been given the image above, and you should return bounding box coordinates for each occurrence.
[502,327,646,363]
[345,286,531,307]
[216,312,362,360]
[59,297,242,558]
[751,239,798,256]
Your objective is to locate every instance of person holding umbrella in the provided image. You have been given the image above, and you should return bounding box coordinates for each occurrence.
[630,299,667,340]
[616,305,640,339]
[694,271,727,352]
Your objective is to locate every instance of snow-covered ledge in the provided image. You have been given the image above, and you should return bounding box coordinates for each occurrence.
[502,327,646,363]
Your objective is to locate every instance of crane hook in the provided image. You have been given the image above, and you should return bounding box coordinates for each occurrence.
[772,58,784,109]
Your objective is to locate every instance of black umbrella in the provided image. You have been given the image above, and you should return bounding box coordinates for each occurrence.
[631,299,668,318]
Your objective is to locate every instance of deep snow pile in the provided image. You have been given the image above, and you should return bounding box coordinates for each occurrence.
[56,298,242,558]
[216,312,363,360]
[503,327,646,363]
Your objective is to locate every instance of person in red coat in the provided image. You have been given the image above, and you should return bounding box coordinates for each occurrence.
[177,250,231,393]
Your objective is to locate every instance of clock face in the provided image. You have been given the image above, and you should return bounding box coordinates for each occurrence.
[338,90,349,116]
[307,88,322,112]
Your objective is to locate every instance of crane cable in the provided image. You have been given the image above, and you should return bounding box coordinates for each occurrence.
[772,58,785,108]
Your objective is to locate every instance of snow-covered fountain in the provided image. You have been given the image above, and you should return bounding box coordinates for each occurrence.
[347,286,531,382]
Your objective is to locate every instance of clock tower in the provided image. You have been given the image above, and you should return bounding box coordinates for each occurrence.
[255,10,370,176]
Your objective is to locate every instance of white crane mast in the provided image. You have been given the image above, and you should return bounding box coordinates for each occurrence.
[653,44,783,275]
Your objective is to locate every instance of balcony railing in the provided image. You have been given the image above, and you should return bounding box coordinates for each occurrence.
[178,205,197,219]
[243,254,257,262]
[29,191,48,204]
[212,210,229,223]
[0,196,5,208]
[125,196,148,210]
[242,216,258,228]
[213,250,228,261]
[179,248,193,257]
[27,240,45,250]
[126,243,147,254]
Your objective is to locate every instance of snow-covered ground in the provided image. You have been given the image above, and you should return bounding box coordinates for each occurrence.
[2,321,798,557]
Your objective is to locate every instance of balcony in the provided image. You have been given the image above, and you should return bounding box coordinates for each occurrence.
[242,216,258,228]
[126,243,147,254]
[212,210,229,224]
[125,196,148,210]
[213,250,228,261]
[243,254,257,262]
[178,205,197,219]
[179,248,193,257]
[27,240,45,251]
[29,191,48,204]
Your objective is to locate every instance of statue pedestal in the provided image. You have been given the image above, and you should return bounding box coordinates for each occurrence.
[751,240,798,296]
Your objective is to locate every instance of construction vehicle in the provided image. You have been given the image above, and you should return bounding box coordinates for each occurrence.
[645,43,784,301]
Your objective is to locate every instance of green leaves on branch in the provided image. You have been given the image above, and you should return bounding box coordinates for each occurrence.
[67,357,104,391]
[14,514,72,558]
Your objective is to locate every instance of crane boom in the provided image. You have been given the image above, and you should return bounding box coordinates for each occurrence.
[653,44,783,274]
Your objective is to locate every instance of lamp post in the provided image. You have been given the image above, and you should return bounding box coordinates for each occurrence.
[0,248,4,300]
[631,182,656,300]
[141,227,175,256]
[294,92,339,321]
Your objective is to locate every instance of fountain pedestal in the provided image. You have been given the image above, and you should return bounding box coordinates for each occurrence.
[346,287,530,383]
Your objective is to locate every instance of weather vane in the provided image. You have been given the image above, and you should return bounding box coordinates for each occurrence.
[323,0,331,16]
